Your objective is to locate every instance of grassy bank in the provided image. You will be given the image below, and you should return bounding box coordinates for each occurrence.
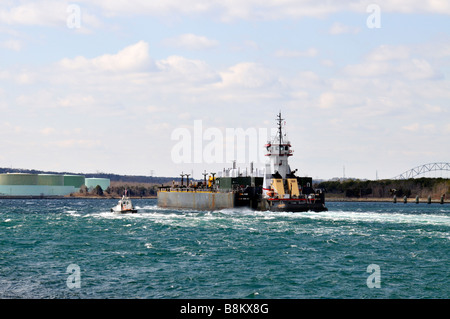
[325,195,447,203]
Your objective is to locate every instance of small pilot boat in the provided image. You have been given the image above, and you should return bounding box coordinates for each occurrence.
[111,190,137,213]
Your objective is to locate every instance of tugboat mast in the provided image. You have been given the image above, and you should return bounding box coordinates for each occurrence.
[277,112,284,157]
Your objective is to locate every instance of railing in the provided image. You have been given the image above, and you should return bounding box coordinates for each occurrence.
[159,187,230,193]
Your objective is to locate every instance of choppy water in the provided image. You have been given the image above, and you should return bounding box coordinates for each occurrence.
[1,199,449,299]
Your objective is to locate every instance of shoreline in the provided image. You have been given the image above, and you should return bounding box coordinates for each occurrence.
[326,197,447,204]
[0,195,446,204]
[0,195,157,200]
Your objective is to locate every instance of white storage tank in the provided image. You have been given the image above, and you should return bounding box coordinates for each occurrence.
[85,178,110,191]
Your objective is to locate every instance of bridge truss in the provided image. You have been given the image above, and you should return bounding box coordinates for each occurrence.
[394,162,450,179]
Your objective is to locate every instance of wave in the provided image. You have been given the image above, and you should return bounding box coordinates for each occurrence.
[263,210,450,227]
[76,202,450,229]
[64,210,81,217]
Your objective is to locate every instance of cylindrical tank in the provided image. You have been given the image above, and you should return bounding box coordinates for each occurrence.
[37,174,64,186]
[64,175,85,188]
[0,173,39,185]
[85,178,110,190]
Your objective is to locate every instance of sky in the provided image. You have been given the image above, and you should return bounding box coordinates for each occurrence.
[1,0,450,180]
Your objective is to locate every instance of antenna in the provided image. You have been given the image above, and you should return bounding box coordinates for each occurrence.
[180,172,185,186]
[277,111,284,145]
[277,111,285,161]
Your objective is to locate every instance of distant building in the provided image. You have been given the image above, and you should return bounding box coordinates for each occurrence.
[0,173,109,197]
[0,173,85,196]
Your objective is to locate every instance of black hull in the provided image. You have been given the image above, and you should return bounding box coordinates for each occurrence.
[233,182,327,212]
[234,194,328,212]
[265,200,328,212]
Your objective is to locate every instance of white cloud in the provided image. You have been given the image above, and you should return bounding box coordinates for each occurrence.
[0,1,102,32]
[343,45,441,80]
[329,22,360,35]
[57,95,96,108]
[156,55,220,84]
[359,0,450,15]
[163,33,219,50]
[0,1,68,26]
[398,58,440,80]
[366,45,411,62]
[14,71,36,84]
[53,139,101,149]
[275,48,318,58]
[2,35,450,178]
[423,124,436,133]
[81,0,212,17]
[15,89,56,108]
[317,91,363,110]
[401,123,437,133]
[1,39,23,51]
[59,41,153,72]
[418,41,450,59]
[40,127,55,136]
[343,61,391,78]
[318,92,335,109]
[73,0,450,22]
[425,104,445,113]
[230,40,260,51]
[218,62,277,89]
[0,0,449,36]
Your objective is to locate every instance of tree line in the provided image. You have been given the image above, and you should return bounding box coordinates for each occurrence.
[77,184,159,197]
[316,177,450,198]
[0,167,177,185]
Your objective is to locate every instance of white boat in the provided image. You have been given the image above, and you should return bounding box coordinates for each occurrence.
[111,190,137,213]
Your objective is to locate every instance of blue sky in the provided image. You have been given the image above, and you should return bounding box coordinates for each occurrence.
[1,1,450,180]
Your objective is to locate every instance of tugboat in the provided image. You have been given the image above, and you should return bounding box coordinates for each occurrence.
[260,112,327,212]
[111,190,138,213]
[158,112,327,212]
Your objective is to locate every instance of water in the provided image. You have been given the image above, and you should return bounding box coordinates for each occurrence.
[1,199,449,299]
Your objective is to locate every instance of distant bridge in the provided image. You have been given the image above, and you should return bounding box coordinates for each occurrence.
[394,162,450,179]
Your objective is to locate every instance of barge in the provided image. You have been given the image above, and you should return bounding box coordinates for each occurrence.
[158,113,327,212]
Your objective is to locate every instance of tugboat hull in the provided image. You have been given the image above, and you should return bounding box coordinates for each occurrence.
[264,199,328,212]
